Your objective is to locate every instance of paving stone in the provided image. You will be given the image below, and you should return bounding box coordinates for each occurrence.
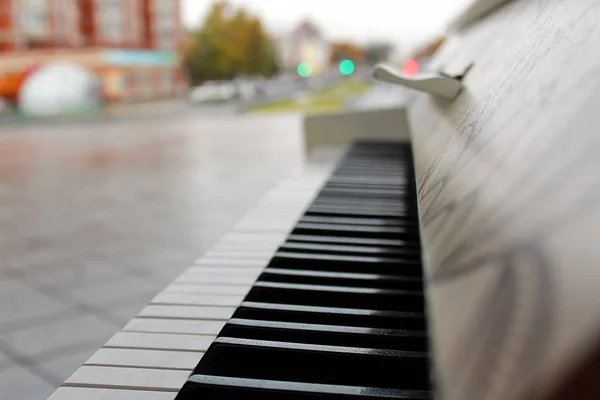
[1,312,117,358]
[105,302,150,328]
[0,280,70,328]
[0,351,11,371]
[28,261,119,292]
[0,365,56,400]
[1,109,304,399]
[38,347,99,385]
[65,276,166,307]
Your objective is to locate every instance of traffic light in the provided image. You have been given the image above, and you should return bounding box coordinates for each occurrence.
[402,59,419,77]
[339,59,355,75]
[297,62,313,77]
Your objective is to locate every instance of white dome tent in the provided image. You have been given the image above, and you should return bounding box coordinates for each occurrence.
[18,62,104,117]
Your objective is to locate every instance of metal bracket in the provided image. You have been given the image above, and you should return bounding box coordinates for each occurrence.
[372,63,473,100]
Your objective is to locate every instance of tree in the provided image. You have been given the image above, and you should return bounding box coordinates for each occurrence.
[329,42,365,66]
[184,1,279,84]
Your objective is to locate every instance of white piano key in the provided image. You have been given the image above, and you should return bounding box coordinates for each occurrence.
[63,366,188,391]
[49,387,175,400]
[86,348,202,370]
[138,305,235,320]
[211,242,280,250]
[237,211,303,218]
[256,202,312,208]
[123,318,225,335]
[182,266,263,276]
[181,267,263,276]
[105,332,215,352]
[235,223,297,229]
[266,188,319,194]
[262,192,318,199]
[194,258,267,267]
[232,223,297,232]
[217,233,287,244]
[208,248,278,256]
[237,211,304,219]
[202,250,275,259]
[162,284,250,296]
[173,274,257,286]
[152,293,244,307]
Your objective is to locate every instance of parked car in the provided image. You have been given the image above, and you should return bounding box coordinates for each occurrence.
[188,81,238,104]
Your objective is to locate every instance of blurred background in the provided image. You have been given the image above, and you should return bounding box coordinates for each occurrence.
[0,0,468,116]
[0,0,472,399]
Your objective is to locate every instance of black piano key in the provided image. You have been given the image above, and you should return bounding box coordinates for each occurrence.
[306,206,416,219]
[291,223,420,240]
[245,282,425,312]
[269,254,423,276]
[278,241,421,257]
[219,318,428,351]
[287,234,414,247]
[299,215,417,227]
[234,302,427,330]
[179,375,433,399]
[195,338,430,390]
[259,268,423,291]
[273,251,420,265]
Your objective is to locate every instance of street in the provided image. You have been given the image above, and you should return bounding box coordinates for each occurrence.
[0,105,306,399]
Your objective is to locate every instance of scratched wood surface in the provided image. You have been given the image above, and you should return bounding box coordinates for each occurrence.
[408,0,600,399]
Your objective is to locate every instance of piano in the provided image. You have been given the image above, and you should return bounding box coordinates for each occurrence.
[48,0,600,399]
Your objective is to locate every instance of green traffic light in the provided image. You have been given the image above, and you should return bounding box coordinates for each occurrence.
[339,59,355,75]
[297,62,313,77]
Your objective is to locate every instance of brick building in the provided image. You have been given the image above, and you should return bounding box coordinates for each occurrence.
[0,0,186,102]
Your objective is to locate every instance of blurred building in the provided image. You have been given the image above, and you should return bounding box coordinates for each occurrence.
[280,20,329,76]
[0,0,186,102]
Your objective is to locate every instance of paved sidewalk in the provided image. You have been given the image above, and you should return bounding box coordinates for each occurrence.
[346,82,411,110]
[0,109,305,399]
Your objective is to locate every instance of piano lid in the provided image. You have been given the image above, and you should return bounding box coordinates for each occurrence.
[408,0,600,399]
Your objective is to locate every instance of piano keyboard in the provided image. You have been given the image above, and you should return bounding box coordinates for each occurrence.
[48,141,429,400]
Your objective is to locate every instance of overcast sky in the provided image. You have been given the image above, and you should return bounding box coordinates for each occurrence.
[182,0,474,48]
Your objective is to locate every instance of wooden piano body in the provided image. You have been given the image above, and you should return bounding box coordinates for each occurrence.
[49,0,600,399]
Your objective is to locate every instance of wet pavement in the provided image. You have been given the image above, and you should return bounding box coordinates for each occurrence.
[0,105,306,399]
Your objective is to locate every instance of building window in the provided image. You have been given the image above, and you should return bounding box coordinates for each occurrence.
[126,0,141,43]
[153,0,176,48]
[19,0,48,36]
[98,0,125,42]
[157,28,174,48]
[53,0,77,44]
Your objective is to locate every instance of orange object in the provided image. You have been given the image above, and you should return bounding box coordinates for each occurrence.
[0,63,41,103]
